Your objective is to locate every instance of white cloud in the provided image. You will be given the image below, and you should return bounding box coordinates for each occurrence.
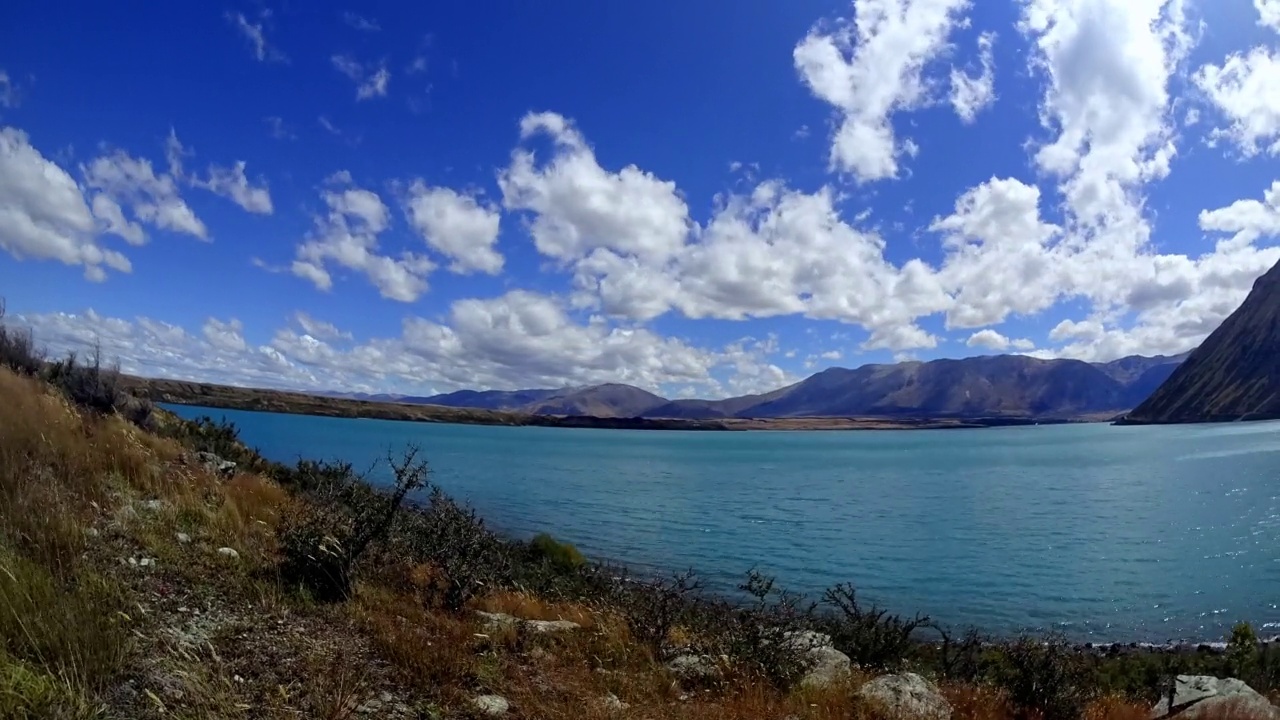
[6,293,782,399]
[291,179,435,301]
[332,54,390,100]
[1194,47,1280,158]
[342,12,380,32]
[196,161,273,214]
[403,181,503,274]
[264,116,296,140]
[949,32,996,123]
[0,70,19,108]
[82,148,208,240]
[966,329,1035,351]
[793,0,972,181]
[0,127,131,280]
[293,311,353,342]
[226,11,287,63]
[499,112,692,263]
[1257,0,1280,33]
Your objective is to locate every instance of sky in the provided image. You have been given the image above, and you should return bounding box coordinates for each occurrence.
[2,0,1280,400]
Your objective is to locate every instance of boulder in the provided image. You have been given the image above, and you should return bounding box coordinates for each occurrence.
[859,673,951,720]
[782,630,852,689]
[216,547,240,560]
[665,654,721,682]
[472,694,509,716]
[196,452,237,479]
[1151,675,1279,719]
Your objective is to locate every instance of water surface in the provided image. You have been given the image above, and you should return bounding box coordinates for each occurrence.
[166,404,1280,642]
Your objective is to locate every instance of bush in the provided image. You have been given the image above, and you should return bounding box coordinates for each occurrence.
[278,446,429,602]
[987,634,1093,720]
[529,533,586,572]
[0,301,43,377]
[816,582,929,670]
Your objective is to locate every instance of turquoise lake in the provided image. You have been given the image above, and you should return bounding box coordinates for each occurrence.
[164,404,1280,643]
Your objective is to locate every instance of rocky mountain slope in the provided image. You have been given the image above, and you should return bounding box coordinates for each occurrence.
[421,353,1186,420]
[1123,260,1280,424]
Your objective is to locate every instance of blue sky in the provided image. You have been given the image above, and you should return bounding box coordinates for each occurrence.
[2,0,1279,398]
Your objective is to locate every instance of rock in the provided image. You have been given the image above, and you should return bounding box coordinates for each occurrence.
[475,610,580,634]
[216,547,240,559]
[1151,675,1280,719]
[472,694,509,716]
[859,673,951,720]
[140,499,165,512]
[781,630,852,689]
[525,619,581,633]
[602,692,628,711]
[665,654,721,682]
[84,527,100,538]
[196,452,237,479]
[175,532,191,544]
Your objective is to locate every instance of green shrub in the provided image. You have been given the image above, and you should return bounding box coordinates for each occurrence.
[986,634,1093,720]
[529,533,586,572]
[816,582,929,670]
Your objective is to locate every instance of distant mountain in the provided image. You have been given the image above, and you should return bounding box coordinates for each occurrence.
[672,354,1183,420]
[423,384,667,418]
[1122,261,1280,424]
[417,352,1186,421]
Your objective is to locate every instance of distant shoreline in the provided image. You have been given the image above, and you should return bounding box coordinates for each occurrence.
[124,375,1101,432]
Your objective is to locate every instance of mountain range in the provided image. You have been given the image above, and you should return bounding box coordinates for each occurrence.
[328,352,1189,421]
[1123,258,1280,424]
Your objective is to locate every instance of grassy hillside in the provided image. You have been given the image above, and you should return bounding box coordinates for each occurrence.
[1,331,1277,718]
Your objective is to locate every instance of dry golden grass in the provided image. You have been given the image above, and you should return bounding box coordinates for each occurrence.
[475,589,597,628]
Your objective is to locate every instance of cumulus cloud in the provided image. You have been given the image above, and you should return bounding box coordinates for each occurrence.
[291,177,435,301]
[82,147,208,240]
[793,0,972,181]
[949,32,996,123]
[966,329,1035,351]
[1193,34,1280,157]
[332,54,390,100]
[0,128,131,281]
[5,293,791,399]
[403,181,503,274]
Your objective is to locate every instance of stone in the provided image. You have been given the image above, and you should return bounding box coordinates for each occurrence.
[665,654,721,682]
[140,499,164,512]
[176,532,191,544]
[781,630,852,689]
[1150,675,1280,719]
[475,610,580,634]
[196,452,237,479]
[859,673,951,720]
[603,692,628,711]
[84,527,100,538]
[216,547,240,559]
[472,694,509,716]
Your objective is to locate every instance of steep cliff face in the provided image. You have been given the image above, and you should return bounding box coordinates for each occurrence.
[1123,261,1280,424]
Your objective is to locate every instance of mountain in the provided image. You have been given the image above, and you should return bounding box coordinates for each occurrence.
[424,384,667,418]
[410,353,1186,421]
[1122,261,1280,424]
[696,355,1169,420]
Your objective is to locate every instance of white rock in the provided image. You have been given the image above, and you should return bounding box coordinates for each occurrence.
[472,694,509,716]
[603,692,628,710]
[475,610,580,633]
[216,547,239,559]
[1151,675,1280,719]
[781,629,852,688]
[859,673,951,720]
[176,532,191,544]
[141,499,164,512]
[665,654,721,682]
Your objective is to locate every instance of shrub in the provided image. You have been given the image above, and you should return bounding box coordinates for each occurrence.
[987,634,1093,720]
[279,446,429,602]
[399,487,516,612]
[529,533,586,572]
[0,301,43,377]
[816,582,929,670]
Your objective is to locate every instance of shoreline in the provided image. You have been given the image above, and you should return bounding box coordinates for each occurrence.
[125,374,1103,432]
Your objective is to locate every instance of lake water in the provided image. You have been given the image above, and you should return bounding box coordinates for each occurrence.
[164,404,1280,643]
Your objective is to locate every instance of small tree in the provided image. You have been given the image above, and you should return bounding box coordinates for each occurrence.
[1228,621,1259,678]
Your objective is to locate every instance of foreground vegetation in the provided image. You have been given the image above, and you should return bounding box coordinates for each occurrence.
[1,309,1278,719]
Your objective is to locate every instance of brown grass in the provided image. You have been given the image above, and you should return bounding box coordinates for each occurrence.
[475,590,597,628]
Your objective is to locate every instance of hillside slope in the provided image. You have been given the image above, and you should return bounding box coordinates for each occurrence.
[1123,261,1280,424]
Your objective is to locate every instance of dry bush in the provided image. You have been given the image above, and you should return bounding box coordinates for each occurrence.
[1082,695,1150,720]
[943,682,1013,720]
